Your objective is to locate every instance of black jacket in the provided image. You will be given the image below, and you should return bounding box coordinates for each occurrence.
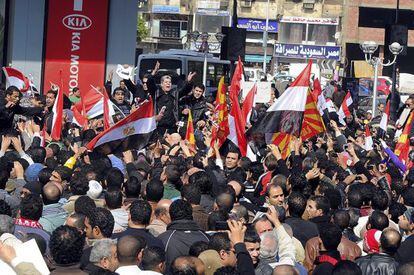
[155,82,193,128]
[355,253,399,275]
[112,227,164,249]
[0,97,43,132]
[395,235,414,265]
[158,219,209,268]
[179,95,207,124]
[309,215,331,233]
[285,216,319,248]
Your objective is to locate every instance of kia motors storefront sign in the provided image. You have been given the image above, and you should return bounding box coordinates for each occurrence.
[43,0,109,95]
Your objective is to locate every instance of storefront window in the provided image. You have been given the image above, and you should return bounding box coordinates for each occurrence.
[279,23,306,44]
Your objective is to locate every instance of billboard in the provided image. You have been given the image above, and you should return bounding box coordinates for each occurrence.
[43,0,109,95]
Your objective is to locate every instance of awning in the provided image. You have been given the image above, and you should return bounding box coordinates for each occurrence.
[245,54,272,63]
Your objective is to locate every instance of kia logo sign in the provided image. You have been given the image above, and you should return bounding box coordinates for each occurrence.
[62,14,92,30]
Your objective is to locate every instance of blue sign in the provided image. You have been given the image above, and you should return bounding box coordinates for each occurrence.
[152,5,180,14]
[274,43,340,60]
[237,18,278,33]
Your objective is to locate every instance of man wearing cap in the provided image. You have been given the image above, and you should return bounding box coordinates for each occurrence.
[395,209,414,264]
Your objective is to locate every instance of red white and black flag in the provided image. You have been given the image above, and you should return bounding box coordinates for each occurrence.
[2,67,31,92]
[378,100,391,138]
[86,100,156,155]
[338,91,353,125]
[50,86,64,141]
[250,62,312,137]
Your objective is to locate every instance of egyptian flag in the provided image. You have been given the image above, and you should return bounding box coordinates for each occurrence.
[87,99,156,155]
[242,83,257,124]
[250,61,324,158]
[185,110,196,149]
[228,58,248,157]
[50,86,64,141]
[378,100,391,138]
[394,111,414,164]
[2,67,30,92]
[338,91,353,125]
[211,77,230,148]
[73,87,116,120]
[365,125,374,151]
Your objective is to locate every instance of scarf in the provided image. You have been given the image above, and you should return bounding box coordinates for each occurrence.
[15,217,43,229]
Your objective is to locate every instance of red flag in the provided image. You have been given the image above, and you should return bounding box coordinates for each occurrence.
[2,67,30,92]
[71,106,88,128]
[211,77,230,148]
[242,83,257,124]
[365,125,373,151]
[50,87,64,140]
[395,111,414,164]
[185,110,196,149]
[229,59,248,157]
[231,57,244,97]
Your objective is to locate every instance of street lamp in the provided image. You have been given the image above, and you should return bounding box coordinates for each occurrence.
[187,31,225,86]
[360,41,403,116]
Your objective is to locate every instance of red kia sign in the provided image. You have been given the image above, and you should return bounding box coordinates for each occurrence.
[43,0,109,96]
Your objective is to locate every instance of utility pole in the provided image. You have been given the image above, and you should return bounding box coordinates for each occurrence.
[390,0,400,121]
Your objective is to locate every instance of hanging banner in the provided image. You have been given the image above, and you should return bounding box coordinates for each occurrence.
[43,0,109,95]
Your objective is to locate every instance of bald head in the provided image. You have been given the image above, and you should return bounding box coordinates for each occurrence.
[172,256,204,275]
[117,235,146,265]
[273,265,299,275]
[42,181,62,205]
[380,228,402,255]
[157,199,172,210]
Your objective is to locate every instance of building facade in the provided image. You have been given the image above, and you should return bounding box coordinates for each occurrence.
[3,0,138,93]
[341,0,414,77]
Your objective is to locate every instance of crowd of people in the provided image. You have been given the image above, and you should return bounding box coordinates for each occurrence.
[0,62,413,275]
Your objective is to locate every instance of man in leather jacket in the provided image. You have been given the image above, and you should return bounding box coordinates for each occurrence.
[355,228,400,275]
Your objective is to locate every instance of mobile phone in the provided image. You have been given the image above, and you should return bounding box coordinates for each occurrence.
[215,221,229,231]
[258,206,269,213]
[343,144,349,151]
[160,106,166,113]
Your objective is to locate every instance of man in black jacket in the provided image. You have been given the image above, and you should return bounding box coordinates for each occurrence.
[356,228,400,275]
[0,86,43,133]
[179,83,208,125]
[284,192,319,248]
[158,199,209,269]
[155,73,195,136]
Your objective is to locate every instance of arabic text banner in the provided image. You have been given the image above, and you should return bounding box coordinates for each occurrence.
[43,0,110,95]
[274,43,340,60]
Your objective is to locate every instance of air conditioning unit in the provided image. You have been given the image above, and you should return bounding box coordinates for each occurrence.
[240,0,252,8]
[303,0,315,9]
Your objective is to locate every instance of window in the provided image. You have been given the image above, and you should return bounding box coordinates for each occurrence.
[279,22,337,45]
[188,60,228,88]
[194,13,231,33]
[159,21,181,38]
[139,58,182,85]
[308,24,336,44]
[279,23,306,44]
